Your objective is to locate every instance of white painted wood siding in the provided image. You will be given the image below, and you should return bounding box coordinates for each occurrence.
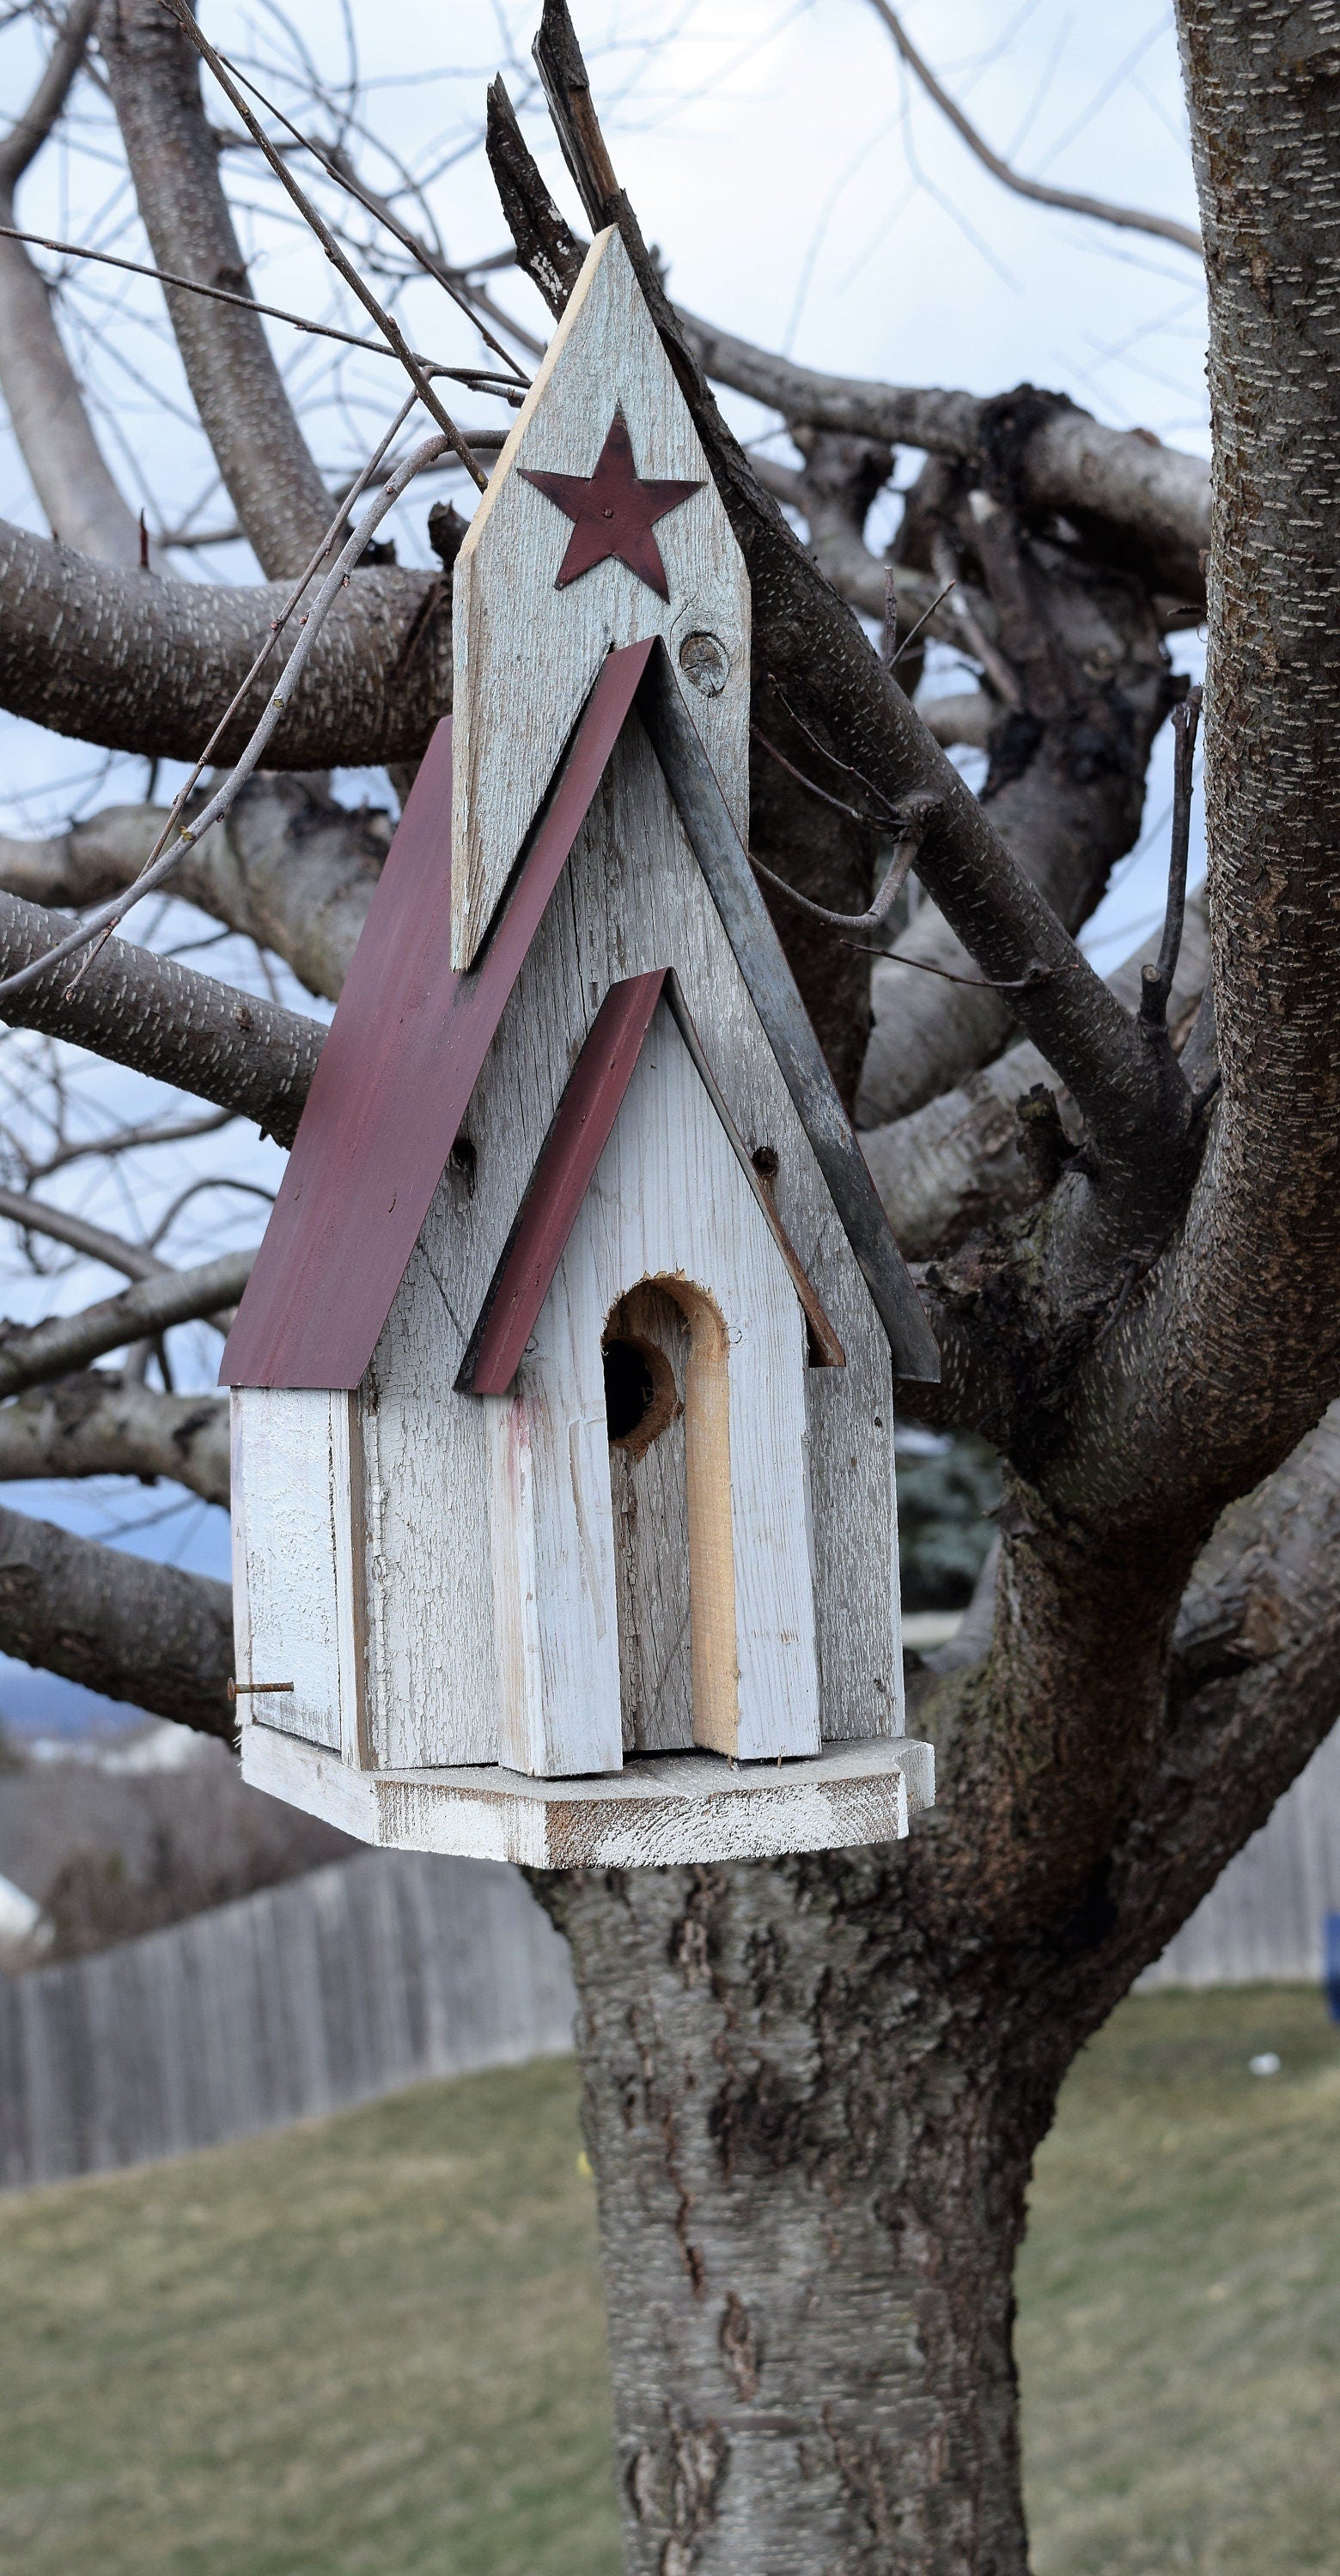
[491,1000,821,1770]
[230,1388,360,1754]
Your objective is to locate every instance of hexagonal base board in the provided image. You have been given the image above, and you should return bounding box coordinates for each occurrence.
[240,1728,934,1870]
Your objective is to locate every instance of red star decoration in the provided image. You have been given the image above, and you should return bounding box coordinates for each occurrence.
[520,410,704,601]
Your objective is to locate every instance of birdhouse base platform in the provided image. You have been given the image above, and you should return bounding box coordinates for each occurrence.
[240,1728,935,1871]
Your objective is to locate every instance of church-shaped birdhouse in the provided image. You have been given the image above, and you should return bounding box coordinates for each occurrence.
[222,229,938,1867]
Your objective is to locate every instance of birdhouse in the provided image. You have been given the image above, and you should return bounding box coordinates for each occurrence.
[221,229,939,1868]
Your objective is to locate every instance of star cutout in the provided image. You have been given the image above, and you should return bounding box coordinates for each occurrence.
[519,410,704,601]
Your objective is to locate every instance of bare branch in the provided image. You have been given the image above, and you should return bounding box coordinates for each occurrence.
[864,0,1202,258]
[863,895,1211,1259]
[485,76,586,319]
[676,314,1210,605]
[159,0,486,492]
[1141,686,1203,1030]
[0,0,100,196]
[0,1183,167,1280]
[0,430,452,1000]
[0,0,143,565]
[0,221,522,393]
[0,1498,233,1735]
[0,520,451,768]
[917,690,995,750]
[98,0,337,574]
[0,887,323,1144]
[0,1373,228,1505]
[0,775,387,1004]
[0,1250,254,1400]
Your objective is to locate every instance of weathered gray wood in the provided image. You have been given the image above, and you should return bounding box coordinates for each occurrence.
[243,1727,925,1868]
[452,228,750,970]
[332,715,907,1778]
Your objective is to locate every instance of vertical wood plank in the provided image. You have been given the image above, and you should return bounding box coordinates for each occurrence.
[606,1283,694,1753]
[230,1388,347,1752]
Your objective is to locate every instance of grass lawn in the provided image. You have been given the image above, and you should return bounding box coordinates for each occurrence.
[1,1988,1337,2574]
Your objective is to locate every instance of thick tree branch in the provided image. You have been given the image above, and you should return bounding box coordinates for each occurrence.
[677,313,1210,607]
[0,0,144,566]
[0,1498,233,1735]
[97,0,334,576]
[0,520,450,766]
[866,896,1210,1260]
[0,775,387,1003]
[0,1251,254,1399]
[865,0,1203,258]
[0,1372,228,1504]
[159,2,486,492]
[0,887,323,1143]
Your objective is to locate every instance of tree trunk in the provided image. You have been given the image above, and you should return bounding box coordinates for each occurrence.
[544,1858,1051,2576]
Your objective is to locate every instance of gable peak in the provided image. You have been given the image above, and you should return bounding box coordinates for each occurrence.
[450,228,748,970]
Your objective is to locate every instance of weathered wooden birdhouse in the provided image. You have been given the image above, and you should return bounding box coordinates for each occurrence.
[222,229,939,1867]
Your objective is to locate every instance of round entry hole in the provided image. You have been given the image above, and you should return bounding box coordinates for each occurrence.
[603,1334,679,1455]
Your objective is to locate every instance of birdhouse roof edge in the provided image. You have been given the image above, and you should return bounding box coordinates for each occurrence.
[459,969,845,1397]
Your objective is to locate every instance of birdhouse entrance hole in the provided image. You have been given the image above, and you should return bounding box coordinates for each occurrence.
[602,1324,679,1456]
[605,1278,739,1754]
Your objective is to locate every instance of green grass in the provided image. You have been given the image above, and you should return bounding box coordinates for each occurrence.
[1,1990,1337,2575]
[0,2057,618,2576]
[1020,1986,1340,2575]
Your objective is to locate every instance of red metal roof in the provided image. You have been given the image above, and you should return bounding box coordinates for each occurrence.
[459,971,844,1396]
[220,641,655,1388]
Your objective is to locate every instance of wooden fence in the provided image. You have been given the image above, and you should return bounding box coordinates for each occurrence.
[1138,1715,1340,1988]
[0,1850,576,2193]
[2,1719,1337,2191]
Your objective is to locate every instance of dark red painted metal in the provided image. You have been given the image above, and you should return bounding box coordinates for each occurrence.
[462,973,665,1396]
[520,410,703,600]
[220,639,656,1389]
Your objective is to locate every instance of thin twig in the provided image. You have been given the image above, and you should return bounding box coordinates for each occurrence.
[888,576,957,671]
[864,0,1203,258]
[930,531,1022,708]
[1141,684,1203,1030]
[48,387,418,985]
[220,66,534,379]
[161,0,487,489]
[749,830,1048,981]
[747,792,940,945]
[764,676,910,828]
[752,726,887,831]
[0,222,524,395]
